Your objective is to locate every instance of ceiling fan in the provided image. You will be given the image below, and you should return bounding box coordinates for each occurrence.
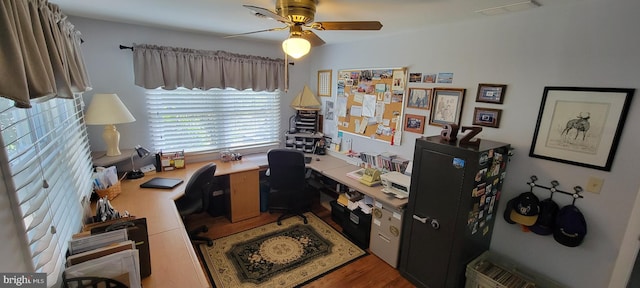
[227,0,383,58]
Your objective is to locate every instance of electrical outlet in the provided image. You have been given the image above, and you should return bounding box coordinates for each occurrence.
[586,176,604,194]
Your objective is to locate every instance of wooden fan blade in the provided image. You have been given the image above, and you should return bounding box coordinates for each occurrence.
[301,30,326,47]
[243,5,292,24]
[312,21,383,31]
[224,26,289,38]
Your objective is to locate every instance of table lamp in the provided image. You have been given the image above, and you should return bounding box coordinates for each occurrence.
[127,145,151,179]
[84,93,136,156]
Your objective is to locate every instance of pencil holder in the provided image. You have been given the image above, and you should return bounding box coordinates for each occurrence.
[95,181,121,200]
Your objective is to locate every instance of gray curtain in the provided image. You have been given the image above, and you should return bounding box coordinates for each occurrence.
[133,44,286,92]
[0,0,91,108]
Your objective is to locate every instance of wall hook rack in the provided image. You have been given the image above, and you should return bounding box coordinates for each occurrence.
[527,175,584,202]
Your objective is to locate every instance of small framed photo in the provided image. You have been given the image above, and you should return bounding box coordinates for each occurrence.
[476,84,507,104]
[473,107,502,128]
[404,114,426,134]
[429,87,466,127]
[407,88,432,110]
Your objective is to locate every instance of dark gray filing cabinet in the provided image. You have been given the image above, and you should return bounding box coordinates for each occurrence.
[399,135,510,288]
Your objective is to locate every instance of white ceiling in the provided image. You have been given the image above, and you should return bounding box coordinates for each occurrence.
[52,0,562,45]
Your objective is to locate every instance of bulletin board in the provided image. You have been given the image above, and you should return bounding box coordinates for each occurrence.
[336,67,407,145]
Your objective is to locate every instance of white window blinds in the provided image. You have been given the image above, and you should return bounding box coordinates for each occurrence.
[0,94,93,286]
[146,88,281,153]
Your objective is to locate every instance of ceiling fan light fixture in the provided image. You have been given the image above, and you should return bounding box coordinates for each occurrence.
[282,37,311,59]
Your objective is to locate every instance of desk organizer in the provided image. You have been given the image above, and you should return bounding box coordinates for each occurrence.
[159,150,185,171]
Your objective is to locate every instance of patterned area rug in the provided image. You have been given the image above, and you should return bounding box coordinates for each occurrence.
[198,212,366,287]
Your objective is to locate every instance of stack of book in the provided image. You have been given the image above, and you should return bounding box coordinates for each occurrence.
[360,151,410,174]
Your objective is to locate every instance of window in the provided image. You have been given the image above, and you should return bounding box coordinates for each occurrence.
[146,88,281,153]
[0,94,93,286]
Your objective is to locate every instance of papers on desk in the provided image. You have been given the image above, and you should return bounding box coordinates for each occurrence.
[69,229,128,255]
[337,192,374,214]
[64,249,141,288]
[66,227,142,288]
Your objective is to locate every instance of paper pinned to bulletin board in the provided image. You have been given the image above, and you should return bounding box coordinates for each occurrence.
[336,67,407,145]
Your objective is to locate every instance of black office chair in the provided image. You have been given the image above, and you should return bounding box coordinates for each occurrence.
[174,163,216,246]
[267,149,313,225]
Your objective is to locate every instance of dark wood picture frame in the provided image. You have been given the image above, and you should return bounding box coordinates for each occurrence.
[407,88,432,110]
[404,114,426,134]
[429,88,466,127]
[476,83,507,104]
[529,86,635,171]
[472,107,502,128]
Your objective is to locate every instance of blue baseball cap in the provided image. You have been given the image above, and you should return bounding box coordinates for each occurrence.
[553,205,587,247]
[530,198,559,235]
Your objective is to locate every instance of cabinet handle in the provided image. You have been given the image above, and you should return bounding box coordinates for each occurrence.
[412,215,430,224]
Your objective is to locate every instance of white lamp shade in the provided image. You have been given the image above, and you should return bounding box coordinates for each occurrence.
[282,37,311,59]
[85,93,136,125]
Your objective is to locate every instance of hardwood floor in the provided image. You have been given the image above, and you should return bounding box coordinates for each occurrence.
[186,202,416,288]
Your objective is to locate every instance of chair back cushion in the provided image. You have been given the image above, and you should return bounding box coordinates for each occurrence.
[176,163,216,215]
[267,149,306,190]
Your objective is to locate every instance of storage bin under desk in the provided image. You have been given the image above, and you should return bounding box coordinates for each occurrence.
[330,200,348,227]
[342,207,372,249]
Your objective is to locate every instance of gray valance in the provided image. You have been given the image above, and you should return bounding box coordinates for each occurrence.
[0,0,91,108]
[132,44,286,92]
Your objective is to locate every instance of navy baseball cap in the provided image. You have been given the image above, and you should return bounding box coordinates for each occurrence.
[553,205,587,247]
[530,198,559,235]
[509,192,540,226]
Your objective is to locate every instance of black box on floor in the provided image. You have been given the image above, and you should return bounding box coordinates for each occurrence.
[207,189,227,217]
[330,200,347,227]
[342,208,372,249]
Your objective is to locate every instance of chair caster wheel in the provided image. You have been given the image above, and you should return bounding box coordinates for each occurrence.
[303,219,308,224]
[206,240,213,246]
[277,221,282,226]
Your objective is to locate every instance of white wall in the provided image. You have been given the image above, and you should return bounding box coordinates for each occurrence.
[68,16,311,156]
[309,0,640,287]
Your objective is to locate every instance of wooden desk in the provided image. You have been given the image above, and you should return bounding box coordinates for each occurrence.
[112,158,262,288]
[305,154,352,172]
[322,164,408,210]
[107,152,404,288]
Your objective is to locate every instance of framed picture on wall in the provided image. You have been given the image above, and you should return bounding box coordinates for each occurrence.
[404,114,426,134]
[317,70,332,97]
[529,86,635,171]
[407,88,432,110]
[476,84,507,104]
[429,88,466,127]
[472,107,502,128]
